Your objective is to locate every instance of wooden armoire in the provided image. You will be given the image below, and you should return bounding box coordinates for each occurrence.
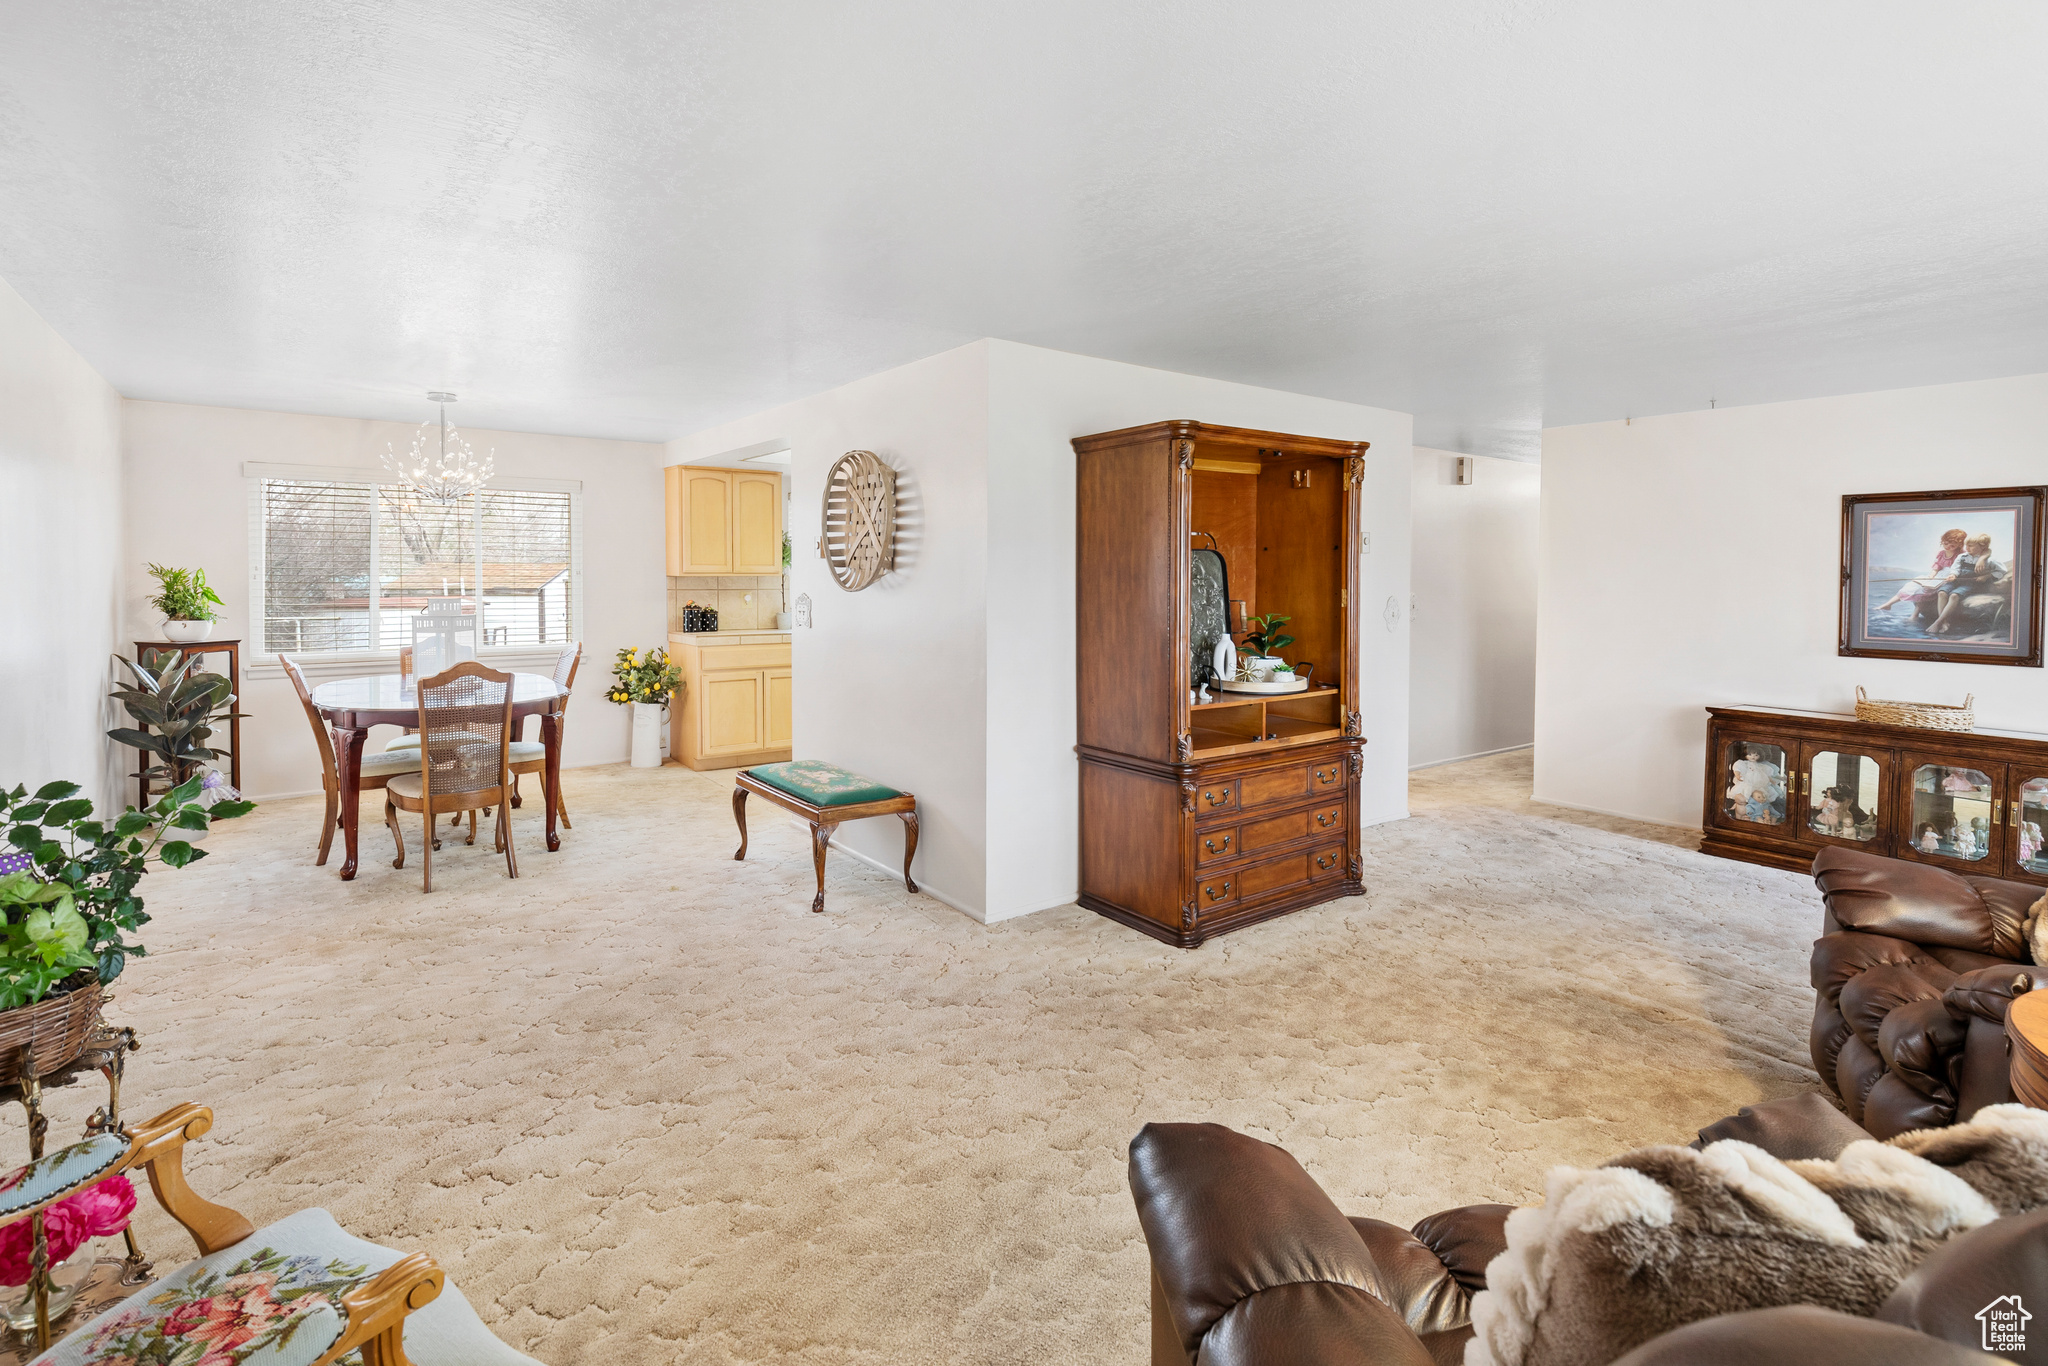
[1074,420,1369,947]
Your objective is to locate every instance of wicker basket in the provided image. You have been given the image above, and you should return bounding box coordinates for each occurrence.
[0,973,102,1086]
[1854,686,1976,732]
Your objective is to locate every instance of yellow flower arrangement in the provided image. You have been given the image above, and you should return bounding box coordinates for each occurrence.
[609,645,681,706]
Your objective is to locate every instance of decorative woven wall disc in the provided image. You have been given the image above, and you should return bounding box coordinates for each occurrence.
[822,449,897,591]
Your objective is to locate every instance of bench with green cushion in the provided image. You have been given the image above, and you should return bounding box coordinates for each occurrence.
[732,762,919,913]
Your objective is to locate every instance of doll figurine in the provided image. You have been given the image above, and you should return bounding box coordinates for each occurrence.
[1916,822,1941,854]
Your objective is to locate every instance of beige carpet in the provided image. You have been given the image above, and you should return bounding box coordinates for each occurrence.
[91,749,1824,1364]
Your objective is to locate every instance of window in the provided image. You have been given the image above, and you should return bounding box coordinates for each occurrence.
[254,473,578,655]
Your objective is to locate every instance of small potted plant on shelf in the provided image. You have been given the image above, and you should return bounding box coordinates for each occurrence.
[1240,613,1295,679]
[144,564,223,644]
[609,647,684,769]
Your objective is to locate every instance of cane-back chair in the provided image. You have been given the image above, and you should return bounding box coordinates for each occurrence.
[280,655,421,866]
[382,662,517,890]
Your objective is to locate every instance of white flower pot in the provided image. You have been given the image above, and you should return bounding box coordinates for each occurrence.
[774,611,793,630]
[630,701,664,769]
[161,620,214,643]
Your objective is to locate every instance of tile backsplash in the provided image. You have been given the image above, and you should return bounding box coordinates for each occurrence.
[668,575,787,632]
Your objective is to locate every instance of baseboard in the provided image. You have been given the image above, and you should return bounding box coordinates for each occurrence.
[1408,743,1532,771]
[1530,793,1700,832]
[826,838,984,922]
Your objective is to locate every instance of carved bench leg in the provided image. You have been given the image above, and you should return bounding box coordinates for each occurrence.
[899,811,919,893]
[732,787,749,860]
[811,821,838,913]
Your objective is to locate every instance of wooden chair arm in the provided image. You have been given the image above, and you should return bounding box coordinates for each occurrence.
[315,1252,444,1366]
[118,1103,256,1256]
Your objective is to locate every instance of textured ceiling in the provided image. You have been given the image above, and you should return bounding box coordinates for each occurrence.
[3,2,2046,457]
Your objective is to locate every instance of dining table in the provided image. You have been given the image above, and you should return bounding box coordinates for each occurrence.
[308,671,569,880]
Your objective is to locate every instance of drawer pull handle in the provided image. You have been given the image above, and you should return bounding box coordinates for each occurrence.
[1204,835,1231,854]
[1206,881,1231,901]
[1316,767,1339,784]
[1205,788,1230,806]
[1316,810,1338,827]
[1316,853,1338,870]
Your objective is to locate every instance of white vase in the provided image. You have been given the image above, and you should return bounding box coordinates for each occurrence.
[161,620,214,643]
[774,611,793,630]
[630,702,664,769]
[1212,636,1237,683]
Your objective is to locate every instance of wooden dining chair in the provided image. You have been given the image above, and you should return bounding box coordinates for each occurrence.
[280,655,422,865]
[382,662,518,891]
[511,642,580,828]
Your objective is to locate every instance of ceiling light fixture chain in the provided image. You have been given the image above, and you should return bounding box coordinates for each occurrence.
[382,391,496,503]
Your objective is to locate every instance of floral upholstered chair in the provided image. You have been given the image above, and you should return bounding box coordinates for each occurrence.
[3,1104,537,1366]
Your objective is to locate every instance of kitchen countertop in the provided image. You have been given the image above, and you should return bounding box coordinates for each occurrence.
[668,630,792,644]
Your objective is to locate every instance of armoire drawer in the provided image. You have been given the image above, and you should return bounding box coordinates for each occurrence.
[1239,803,1344,855]
[1196,827,1240,865]
[1307,844,1349,880]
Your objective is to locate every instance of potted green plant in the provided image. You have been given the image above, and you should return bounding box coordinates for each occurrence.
[609,647,684,769]
[145,564,223,643]
[107,650,237,796]
[1241,613,1295,677]
[0,776,252,1081]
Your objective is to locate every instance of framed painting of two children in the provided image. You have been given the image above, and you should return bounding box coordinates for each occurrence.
[1841,485,2046,666]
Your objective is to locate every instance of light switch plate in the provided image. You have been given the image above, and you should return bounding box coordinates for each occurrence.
[1361,531,1371,554]
[794,592,813,628]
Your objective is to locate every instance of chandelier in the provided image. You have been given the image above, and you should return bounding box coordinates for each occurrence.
[383,391,495,502]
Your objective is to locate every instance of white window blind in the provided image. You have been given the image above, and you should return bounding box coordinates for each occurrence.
[256,476,577,656]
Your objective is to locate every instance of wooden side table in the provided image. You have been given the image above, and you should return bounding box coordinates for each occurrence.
[2010,985,2048,1110]
[129,639,241,808]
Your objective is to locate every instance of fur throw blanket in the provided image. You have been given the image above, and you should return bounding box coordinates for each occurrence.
[1466,1103,2048,1366]
[2027,890,2048,963]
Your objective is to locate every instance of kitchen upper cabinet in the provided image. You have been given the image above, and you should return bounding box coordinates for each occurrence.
[733,471,784,573]
[665,466,783,576]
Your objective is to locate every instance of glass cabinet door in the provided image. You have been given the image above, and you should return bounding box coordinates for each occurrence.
[1795,745,1885,848]
[1896,756,2001,869]
[2011,775,2048,881]
[1712,735,1793,834]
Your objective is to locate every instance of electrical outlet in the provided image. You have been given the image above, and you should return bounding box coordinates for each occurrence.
[794,593,813,628]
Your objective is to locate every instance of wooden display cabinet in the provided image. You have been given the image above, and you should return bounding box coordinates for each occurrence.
[1701,703,2048,884]
[1074,420,1369,947]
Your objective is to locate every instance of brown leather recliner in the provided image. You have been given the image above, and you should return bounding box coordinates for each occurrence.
[1809,847,2038,1138]
[1130,1112,2043,1366]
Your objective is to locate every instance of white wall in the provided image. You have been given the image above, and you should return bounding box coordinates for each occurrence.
[667,344,993,916]
[669,339,1414,923]
[122,401,668,799]
[1409,448,1540,767]
[1536,372,2048,827]
[0,279,125,812]
[984,342,1414,918]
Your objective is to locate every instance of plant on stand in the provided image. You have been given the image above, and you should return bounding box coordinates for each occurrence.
[106,651,238,800]
[144,565,223,644]
[0,776,253,1326]
[609,647,683,769]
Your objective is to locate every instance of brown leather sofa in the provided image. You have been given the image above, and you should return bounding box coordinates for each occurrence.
[1130,1102,2039,1365]
[1810,847,2037,1138]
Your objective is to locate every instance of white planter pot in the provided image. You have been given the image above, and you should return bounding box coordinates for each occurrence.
[774,611,793,630]
[161,620,214,643]
[630,702,664,769]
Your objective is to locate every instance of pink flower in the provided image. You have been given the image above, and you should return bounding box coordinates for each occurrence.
[69,1172,137,1237]
[0,1174,136,1286]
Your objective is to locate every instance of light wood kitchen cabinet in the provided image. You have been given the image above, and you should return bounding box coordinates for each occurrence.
[664,465,784,576]
[668,633,793,770]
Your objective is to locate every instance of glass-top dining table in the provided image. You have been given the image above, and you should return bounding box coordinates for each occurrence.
[308,671,569,880]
